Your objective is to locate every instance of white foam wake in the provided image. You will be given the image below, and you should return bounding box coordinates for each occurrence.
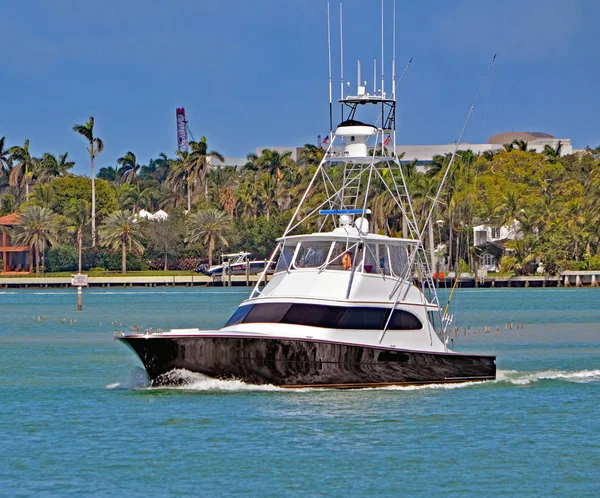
[151,369,284,392]
[497,369,600,385]
[106,368,600,392]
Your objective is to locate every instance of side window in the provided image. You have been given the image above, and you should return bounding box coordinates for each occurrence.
[275,243,295,273]
[388,310,422,330]
[338,307,388,329]
[389,245,409,278]
[244,303,292,324]
[224,305,254,327]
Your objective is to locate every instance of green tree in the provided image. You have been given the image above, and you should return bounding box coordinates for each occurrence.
[11,206,60,276]
[187,137,224,204]
[144,217,185,270]
[117,151,141,187]
[187,209,230,266]
[99,210,144,274]
[49,176,117,221]
[73,116,104,246]
[8,139,35,200]
[38,152,74,181]
[0,136,11,181]
[544,141,562,163]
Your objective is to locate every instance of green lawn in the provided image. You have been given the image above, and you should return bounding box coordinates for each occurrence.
[0,270,198,278]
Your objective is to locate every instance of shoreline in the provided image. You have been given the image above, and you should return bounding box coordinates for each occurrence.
[0,271,599,288]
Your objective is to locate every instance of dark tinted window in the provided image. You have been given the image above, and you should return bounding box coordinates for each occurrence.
[231,303,421,330]
[244,302,292,324]
[338,307,388,329]
[281,303,345,327]
[388,310,422,330]
[224,305,254,327]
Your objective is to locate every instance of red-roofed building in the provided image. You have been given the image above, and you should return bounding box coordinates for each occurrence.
[0,214,33,274]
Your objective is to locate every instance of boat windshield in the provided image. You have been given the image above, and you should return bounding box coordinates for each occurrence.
[274,238,410,276]
[294,241,330,268]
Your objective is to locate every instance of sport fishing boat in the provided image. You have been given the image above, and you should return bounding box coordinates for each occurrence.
[118,3,496,388]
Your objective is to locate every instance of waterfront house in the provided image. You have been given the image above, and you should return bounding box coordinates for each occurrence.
[473,220,522,272]
[0,214,33,274]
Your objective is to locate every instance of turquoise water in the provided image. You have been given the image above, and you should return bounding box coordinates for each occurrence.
[1,287,599,497]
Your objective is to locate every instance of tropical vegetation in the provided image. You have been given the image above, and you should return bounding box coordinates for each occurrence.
[1,125,600,276]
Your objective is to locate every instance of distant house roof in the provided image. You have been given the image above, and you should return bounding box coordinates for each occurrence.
[0,213,21,226]
[487,131,555,144]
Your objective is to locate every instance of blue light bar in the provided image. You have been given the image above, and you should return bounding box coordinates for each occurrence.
[319,209,369,215]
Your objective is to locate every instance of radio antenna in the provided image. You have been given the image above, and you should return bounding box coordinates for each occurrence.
[392,0,396,99]
[381,0,384,97]
[327,2,333,137]
[373,59,377,95]
[340,2,345,120]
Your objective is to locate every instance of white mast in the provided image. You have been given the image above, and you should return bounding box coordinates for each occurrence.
[340,2,345,109]
[373,59,377,95]
[392,0,396,99]
[381,0,384,97]
[327,2,333,137]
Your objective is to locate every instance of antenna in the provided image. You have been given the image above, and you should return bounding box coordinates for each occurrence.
[373,59,377,94]
[357,59,361,91]
[327,2,333,136]
[340,2,345,120]
[392,0,396,99]
[381,0,384,97]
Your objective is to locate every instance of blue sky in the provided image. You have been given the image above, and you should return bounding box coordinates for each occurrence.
[2,0,598,175]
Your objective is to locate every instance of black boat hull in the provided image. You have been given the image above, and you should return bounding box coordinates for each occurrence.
[119,335,496,388]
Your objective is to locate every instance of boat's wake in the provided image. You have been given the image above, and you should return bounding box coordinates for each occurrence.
[496,368,600,385]
[106,367,600,392]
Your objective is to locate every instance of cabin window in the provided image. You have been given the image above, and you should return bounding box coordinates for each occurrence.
[389,310,422,330]
[227,302,422,330]
[244,302,292,324]
[327,241,352,270]
[294,241,330,268]
[224,304,254,326]
[275,243,296,273]
[364,244,390,275]
[389,245,409,278]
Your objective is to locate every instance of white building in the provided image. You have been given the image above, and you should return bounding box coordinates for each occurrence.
[209,132,574,170]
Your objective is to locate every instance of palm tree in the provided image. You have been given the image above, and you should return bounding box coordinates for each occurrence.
[256,173,284,220]
[0,136,10,181]
[186,137,224,203]
[512,139,528,151]
[117,151,142,187]
[8,139,35,200]
[166,151,190,210]
[73,116,103,247]
[37,152,74,181]
[187,209,230,266]
[141,153,170,183]
[544,141,562,163]
[246,149,294,182]
[65,199,91,273]
[11,206,60,276]
[30,183,57,209]
[97,165,119,183]
[99,210,144,274]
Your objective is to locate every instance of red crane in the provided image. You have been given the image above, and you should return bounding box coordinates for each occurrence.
[176,107,189,152]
